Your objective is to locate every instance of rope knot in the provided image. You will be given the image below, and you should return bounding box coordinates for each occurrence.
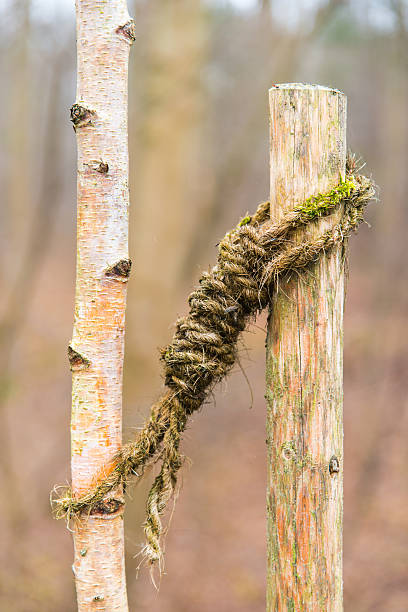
[53,161,376,570]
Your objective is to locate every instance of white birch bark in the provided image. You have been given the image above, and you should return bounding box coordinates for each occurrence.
[69,2,134,609]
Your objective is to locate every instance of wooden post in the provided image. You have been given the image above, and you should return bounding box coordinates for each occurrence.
[69,2,134,609]
[266,84,346,611]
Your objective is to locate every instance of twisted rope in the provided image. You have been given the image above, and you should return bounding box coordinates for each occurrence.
[54,161,375,568]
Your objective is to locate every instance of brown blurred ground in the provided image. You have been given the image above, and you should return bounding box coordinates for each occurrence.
[0,0,407,610]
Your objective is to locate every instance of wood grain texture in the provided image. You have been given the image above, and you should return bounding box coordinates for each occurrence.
[70,2,134,609]
[266,84,346,611]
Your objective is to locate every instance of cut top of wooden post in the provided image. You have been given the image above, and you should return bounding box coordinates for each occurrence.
[266,83,346,611]
[269,83,346,219]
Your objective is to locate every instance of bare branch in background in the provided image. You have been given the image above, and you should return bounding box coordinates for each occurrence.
[259,0,271,11]
[389,0,407,34]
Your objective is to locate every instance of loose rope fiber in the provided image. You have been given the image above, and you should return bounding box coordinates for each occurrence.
[54,157,375,568]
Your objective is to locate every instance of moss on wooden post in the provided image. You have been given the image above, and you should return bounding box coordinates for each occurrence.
[266,84,346,611]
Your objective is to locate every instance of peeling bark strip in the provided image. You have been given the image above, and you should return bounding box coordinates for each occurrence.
[70,1,134,610]
[266,84,346,611]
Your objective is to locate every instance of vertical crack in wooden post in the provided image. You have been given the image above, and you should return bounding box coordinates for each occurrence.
[266,84,346,611]
[70,2,134,610]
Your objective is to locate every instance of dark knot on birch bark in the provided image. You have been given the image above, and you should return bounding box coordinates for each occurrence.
[89,160,109,174]
[90,497,124,516]
[68,345,90,371]
[70,104,96,130]
[116,20,136,43]
[105,259,132,280]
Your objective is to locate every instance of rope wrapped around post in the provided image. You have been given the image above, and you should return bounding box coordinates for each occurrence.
[53,158,375,568]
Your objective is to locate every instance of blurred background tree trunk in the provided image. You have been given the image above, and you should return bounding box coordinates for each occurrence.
[127,0,209,393]
[5,0,31,270]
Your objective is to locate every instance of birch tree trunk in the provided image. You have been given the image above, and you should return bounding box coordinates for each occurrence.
[266,84,346,610]
[69,2,135,609]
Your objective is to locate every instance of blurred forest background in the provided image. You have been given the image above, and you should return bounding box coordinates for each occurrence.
[0,0,407,610]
